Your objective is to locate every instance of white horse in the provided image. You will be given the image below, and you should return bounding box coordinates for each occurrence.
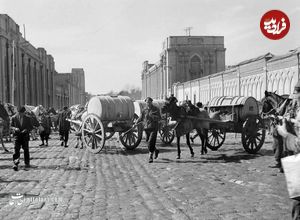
[24,105,46,140]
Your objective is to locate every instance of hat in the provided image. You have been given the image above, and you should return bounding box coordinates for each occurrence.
[18,106,26,113]
[196,102,203,108]
[144,97,153,102]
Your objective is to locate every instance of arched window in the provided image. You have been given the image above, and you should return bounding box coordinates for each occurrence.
[189,55,203,79]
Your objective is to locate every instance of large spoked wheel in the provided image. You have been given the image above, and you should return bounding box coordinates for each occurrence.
[159,126,175,144]
[242,115,266,154]
[119,114,143,150]
[82,113,105,153]
[206,128,226,151]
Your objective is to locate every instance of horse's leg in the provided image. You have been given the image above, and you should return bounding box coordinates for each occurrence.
[186,133,194,157]
[197,129,207,155]
[0,136,9,152]
[196,129,204,155]
[203,129,208,154]
[176,136,181,159]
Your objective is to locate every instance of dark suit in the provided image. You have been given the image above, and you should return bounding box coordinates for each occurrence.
[137,105,161,153]
[58,110,71,145]
[11,113,33,166]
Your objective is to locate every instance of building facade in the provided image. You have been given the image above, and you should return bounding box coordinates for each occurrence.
[0,14,55,107]
[54,68,86,109]
[141,36,226,99]
[173,48,300,104]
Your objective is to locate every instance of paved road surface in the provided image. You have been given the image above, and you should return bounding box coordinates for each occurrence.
[0,133,292,220]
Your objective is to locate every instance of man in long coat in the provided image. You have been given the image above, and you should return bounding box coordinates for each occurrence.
[11,106,33,171]
[58,106,71,147]
[136,97,161,163]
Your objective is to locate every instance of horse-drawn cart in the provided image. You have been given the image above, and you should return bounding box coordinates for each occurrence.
[134,100,175,144]
[82,95,143,153]
[206,96,266,154]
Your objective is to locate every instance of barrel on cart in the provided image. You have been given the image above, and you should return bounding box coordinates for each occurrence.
[206,96,266,154]
[134,100,175,144]
[82,95,143,153]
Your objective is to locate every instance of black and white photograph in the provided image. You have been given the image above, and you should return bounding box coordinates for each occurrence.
[0,0,300,219]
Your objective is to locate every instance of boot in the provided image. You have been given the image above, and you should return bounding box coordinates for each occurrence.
[149,153,153,163]
[154,149,159,159]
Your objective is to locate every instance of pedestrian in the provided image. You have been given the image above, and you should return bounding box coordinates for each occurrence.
[136,97,161,163]
[39,112,52,146]
[11,106,33,171]
[58,106,71,147]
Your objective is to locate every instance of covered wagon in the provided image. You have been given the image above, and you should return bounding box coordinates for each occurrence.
[82,95,143,153]
[206,96,266,154]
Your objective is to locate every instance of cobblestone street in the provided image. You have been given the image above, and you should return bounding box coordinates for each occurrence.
[0,133,292,220]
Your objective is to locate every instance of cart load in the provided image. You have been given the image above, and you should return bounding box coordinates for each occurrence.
[82,95,143,153]
[208,96,259,121]
[206,96,265,154]
[88,96,135,121]
[134,99,175,144]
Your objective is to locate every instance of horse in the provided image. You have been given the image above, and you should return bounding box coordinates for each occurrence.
[261,90,292,116]
[24,105,43,140]
[70,105,86,149]
[162,97,210,159]
[0,103,10,152]
[260,90,293,133]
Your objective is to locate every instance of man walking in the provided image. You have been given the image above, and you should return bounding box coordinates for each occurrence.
[39,112,52,146]
[58,106,71,147]
[136,97,161,163]
[11,106,33,171]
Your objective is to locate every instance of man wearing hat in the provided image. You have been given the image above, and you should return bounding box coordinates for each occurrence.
[58,106,71,147]
[11,106,33,171]
[136,97,161,163]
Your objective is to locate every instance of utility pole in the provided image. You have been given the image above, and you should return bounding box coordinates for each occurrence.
[184,27,193,36]
[11,40,15,105]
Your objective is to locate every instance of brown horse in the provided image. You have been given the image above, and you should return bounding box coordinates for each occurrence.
[162,97,210,159]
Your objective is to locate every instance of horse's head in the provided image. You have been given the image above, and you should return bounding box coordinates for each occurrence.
[162,96,179,117]
[261,90,290,115]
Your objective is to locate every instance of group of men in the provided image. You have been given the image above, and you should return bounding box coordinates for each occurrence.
[10,106,71,171]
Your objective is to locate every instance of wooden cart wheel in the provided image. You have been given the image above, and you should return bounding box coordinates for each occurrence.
[206,128,226,151]
[242,115,266,154]
[119,114,142,150]
[159,126,175,144]
[82,113,105,153]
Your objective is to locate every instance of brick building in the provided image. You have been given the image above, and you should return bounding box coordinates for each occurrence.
[0,14,55,107]
[55,68,86,109]
[141,36,226,99]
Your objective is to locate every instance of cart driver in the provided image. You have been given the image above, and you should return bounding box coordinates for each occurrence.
[136,97,161,163]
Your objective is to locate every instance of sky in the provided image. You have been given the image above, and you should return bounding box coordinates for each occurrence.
[1,0,300,94]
